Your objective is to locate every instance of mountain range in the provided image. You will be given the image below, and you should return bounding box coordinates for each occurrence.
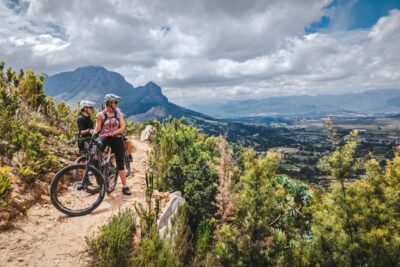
[44,66,215,123]
[45,66,400,123]
[192,89,400,118]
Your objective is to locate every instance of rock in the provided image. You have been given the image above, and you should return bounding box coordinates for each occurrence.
[169,191,182,199]
[41,195,51,203]
[153,190,169,199]
[157,191,185,241]
[43,172,56,183]
[0,220,9,231]
[9,183,42,212]
[36,180,50,196]
[140,125,156,142]
[0,211,10,221]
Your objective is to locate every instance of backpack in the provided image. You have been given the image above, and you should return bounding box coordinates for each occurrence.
[100,110,120,132]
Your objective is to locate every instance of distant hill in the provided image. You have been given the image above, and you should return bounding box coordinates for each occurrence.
[192,89,400,118]
[44,66,216,123]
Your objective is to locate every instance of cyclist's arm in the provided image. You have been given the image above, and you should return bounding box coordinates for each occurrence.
[77,116,91,135]
[94,113,102,134]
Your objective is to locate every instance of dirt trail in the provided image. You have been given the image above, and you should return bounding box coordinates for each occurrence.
[0,138,150,267]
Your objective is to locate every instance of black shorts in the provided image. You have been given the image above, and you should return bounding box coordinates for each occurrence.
[98,136,125,171]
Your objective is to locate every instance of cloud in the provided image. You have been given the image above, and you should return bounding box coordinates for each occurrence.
[0,0,399,107]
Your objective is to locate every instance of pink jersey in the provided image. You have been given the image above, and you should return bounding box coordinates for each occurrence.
[97,111,122,134]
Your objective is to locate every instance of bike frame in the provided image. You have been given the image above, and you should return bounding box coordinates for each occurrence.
[81,135,115,188]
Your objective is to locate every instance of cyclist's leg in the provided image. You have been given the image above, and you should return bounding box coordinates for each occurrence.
[109,137,131,194]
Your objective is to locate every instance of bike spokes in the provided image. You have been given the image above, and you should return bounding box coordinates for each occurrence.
[50,164,105,216]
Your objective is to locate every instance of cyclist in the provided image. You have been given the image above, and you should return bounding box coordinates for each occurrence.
[94,94,132,195]
[77,100,96,155]
[116,107,133,162]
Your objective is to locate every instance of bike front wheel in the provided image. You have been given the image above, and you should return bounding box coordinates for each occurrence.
[74,155,102,194]
[50,164,106,216]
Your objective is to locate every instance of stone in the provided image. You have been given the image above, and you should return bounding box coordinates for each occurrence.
[140,125,156,142]
[36,180,50,196]
[43,172,56,183]
[0,211,10,221]
[41,195,51,203]
[157,191,185,241]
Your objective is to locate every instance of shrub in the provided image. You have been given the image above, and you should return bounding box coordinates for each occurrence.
[192,220,213,266]
[149,117,219,231]
[86,209,136,267]
[0,167,11,208]
[214,150,312,266]
[130,233,178,267]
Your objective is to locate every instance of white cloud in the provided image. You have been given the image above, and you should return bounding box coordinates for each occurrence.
[0,0,399,107]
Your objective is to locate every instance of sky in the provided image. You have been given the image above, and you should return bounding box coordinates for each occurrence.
[1,0,400,107]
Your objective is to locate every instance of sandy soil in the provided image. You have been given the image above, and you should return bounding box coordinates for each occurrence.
[0,138,150,267]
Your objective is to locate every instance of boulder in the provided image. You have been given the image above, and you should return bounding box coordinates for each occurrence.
[140,125,156,142]
[157,191,185,241]
[0,211,11,230]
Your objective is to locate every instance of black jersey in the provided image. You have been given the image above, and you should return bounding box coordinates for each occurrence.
[77,113,93,137]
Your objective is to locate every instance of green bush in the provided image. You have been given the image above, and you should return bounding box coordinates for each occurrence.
[130,233,178,267]
[86,209,136,267]
[214,150,312,266]
[301,134,400,266]
[192,220,213,266]
[183,158,218,230]
[149,117,219,231]
[0,167,11,208]
[125,120,146,135]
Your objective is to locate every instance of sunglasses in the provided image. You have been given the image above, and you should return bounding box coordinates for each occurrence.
[113,101,118,105]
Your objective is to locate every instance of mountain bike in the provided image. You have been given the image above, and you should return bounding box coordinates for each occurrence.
[50,133,118,216]
[75,135,131,177]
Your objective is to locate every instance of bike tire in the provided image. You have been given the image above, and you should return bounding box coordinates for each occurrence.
[50,164,106,216]
[124,155,131,177]
[75,155,87,164]
[106,154,119,193]
[74,155,102,194]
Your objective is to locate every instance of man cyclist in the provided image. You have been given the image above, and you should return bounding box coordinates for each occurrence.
[94,94,132,195]
[77,100,96,155]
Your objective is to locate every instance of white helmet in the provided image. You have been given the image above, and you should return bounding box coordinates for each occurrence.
[104,94,122,104]
[79,100,96,110]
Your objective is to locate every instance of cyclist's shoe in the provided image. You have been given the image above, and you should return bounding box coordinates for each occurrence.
[122,186,132,195]
[128,154,133,162]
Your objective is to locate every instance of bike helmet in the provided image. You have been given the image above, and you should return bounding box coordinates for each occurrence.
[104,94,122,104]
[79,100,96,110]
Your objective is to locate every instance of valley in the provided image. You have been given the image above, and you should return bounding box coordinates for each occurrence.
[219,115,400,183]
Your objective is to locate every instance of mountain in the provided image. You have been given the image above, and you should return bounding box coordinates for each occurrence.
[44,66,217,124]
[192,89,400,118]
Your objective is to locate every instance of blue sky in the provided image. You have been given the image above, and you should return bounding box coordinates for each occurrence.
[306,0,400,33]
[1,0,400,106]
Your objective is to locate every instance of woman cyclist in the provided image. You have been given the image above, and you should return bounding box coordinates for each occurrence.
[77,100,96,155]
[94,94,132,195]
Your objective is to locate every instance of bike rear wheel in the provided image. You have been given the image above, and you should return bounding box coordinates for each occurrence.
[105,154,119,193]
[50,164,106,216]
[124,153,131,177]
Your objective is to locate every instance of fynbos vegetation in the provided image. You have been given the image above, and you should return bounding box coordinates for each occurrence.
[89,116,400,266]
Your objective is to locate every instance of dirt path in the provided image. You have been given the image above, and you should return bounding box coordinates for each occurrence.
[0,138,150,267]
